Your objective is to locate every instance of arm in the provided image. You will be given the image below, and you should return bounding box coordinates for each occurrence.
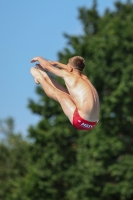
[49,61,68,70]
[31,56,67,78]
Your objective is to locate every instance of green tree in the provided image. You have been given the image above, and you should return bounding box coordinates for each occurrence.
[0,118,31,200]
[17,1,133,200]
[60,1,133,199]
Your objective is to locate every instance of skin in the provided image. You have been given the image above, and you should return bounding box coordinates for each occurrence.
[30,56,100,124]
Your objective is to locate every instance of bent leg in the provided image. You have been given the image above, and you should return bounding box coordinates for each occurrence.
[30,67,58,100]
[30,68,76,123]
[36,64,69,94]
[57,93,76,123]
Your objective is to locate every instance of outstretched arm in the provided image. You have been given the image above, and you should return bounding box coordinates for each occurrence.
[31,56,67,78]
[49,61,68,70]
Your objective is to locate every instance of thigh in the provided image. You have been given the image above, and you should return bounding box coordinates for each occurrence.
[57,92,76,124]
[49,76,69,94]
[37,65,69,94]
[37,69,76,123]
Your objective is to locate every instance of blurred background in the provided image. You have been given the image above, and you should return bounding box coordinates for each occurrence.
[0,0,133,200]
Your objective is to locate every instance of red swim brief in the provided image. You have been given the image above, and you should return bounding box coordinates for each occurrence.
[73,109,98,130]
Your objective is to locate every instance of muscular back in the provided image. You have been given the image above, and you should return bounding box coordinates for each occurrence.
[32,57,99,121]
[64,72,100,121]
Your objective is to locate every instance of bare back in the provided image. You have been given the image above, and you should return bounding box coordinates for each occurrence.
[64,72,100,121]
[30,56,99,122]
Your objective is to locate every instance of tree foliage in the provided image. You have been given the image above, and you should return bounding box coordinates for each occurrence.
[26,1,133,200]
[25,1,133,199]
[0,118,31,200]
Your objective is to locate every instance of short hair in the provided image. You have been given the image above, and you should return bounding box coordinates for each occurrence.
[68,56,85,72]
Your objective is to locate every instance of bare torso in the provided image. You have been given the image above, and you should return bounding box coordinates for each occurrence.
[30,57,100,122]
[64,72,100,121]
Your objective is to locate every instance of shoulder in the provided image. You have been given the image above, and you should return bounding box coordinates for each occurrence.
[63,72,80,86]
[81,74,88,80]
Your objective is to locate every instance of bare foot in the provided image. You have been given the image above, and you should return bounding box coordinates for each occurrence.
[30,67,43,84]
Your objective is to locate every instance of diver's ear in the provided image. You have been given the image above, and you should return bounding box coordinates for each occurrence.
[69,66,73,72]
[67,63,73,72]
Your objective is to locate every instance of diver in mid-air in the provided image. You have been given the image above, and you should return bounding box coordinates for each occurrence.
[30,56,100,130]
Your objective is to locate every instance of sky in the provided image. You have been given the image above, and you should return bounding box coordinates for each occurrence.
[0,0,126,136]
